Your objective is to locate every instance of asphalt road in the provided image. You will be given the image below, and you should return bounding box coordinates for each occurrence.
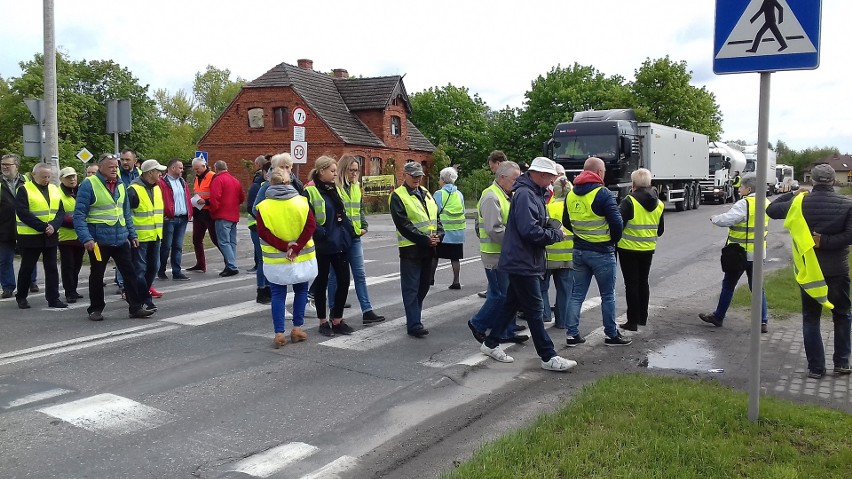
[0,200,793,478]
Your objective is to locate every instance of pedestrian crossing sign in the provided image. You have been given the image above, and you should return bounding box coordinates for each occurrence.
[714,0,821,74]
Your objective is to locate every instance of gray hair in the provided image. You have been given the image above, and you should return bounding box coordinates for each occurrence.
[631,168,652,188]
[191,157,207,168]
[213,160,228,172]
[552,175,571,199]
[740,172,757,191]
[254,155,268,168]
[439,167,458,184]
[1,153,21,165]
[270,153,293,169]
[32,162,52,174]
[495,161,520,180]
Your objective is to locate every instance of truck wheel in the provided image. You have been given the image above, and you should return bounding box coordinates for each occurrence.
[692,184,700,210]
[684,184,693,210]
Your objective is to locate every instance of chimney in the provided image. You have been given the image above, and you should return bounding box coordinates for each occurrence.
[297,59,313,71]
[332,68,348,79]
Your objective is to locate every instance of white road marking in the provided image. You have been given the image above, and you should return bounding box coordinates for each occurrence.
[161,300,268,326]
[231,442,319,478]
[299,455,358,479]
[2,388,72,409]
[320,294,483,351]
[39,393,172,436]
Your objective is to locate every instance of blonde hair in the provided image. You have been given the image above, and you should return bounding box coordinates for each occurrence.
[269,167,290,185]
[270,152,293,169]
[552,175,572,199]
[336,154,360,187]
[309,155,337,182]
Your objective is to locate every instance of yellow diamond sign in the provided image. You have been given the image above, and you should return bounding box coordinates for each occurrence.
[76,147,93,163]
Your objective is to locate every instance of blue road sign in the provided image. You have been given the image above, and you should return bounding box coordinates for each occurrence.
[714,0,821,74]
[194,151,208,162]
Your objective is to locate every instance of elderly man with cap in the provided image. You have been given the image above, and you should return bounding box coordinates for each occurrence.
[390,162,443,337]
[767,164,852,379]
[14,163,66,309]
[74,153,153,321]
[478,157,577,371]
[128,159,167,310]
[57,166,86,303]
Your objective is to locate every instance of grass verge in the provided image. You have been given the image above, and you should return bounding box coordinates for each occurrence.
[445,374,852,479]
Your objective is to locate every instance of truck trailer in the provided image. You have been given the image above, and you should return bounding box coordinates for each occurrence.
[701,142,747,204]
[543,108,709,211]
[742,144,778,195]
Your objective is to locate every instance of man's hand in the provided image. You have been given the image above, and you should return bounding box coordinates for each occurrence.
[44,225,54,236]
[359,229,367,237]
[429,234,440,247]
[83,240,96,251]
[813,232,821,248]
[130,238,139,248]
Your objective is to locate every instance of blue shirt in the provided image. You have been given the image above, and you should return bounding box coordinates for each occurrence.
[166,175,187,216]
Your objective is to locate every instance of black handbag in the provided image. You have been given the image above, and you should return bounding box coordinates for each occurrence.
[720,200,748,273]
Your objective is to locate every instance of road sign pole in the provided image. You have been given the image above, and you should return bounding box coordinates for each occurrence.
[749,71,771,422]
[114,132,119,156]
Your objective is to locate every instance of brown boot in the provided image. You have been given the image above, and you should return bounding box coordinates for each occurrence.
[273,333,287,349]
[290,327,308,343]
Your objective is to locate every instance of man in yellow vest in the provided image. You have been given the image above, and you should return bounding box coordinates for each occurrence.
[616,168,664,331]
[390,162,443,337]
[57,167,86,304]
[13,163,66,309]
[767,164,852,379]
[73,153,153,321]
[477,150,509,299]
[468,161,527,344]
[699,173,769,332]
[128,159,167,312]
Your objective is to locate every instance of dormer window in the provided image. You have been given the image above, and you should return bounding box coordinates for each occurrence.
[390,115,401,137]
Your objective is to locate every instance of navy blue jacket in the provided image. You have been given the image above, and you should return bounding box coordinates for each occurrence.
[563,180,623,253]
[497,173,563,276]
[73,173,136,246]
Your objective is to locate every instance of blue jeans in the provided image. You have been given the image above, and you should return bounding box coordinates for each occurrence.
[484,273,557,362]
[214,219,238,271]
[0,242,16,291]
[250,228,267,288]
[569,249,618,338]
[270,282,308,333]
[399,256,432,333]
[159,216,188,275]
[546,268,573,329]
[329,238,372,313]
[470,267,515,339]
[801,274,851,374]
[134,240,160,298]
[713,261,768,324]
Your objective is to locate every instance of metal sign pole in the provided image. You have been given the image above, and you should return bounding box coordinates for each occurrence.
[748,71,771,421]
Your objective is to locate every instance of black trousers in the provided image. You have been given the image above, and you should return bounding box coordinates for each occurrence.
[16,246,60,303]
[87,242,146,314]
[314,252,350,320]
[617,248,654,325]
[59,244,85,298]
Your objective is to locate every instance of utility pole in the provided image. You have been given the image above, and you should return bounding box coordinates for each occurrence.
[43,0,60,184]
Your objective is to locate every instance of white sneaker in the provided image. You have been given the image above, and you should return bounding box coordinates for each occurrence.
[303,298,317,318]
[480,342,514,363]
[541,355,577,372]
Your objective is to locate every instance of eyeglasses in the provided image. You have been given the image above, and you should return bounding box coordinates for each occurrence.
[1,163,16,167]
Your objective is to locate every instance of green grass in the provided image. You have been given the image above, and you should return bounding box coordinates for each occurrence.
[838,186,852,196]
[445,374,852,479]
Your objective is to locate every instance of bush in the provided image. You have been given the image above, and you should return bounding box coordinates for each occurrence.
[456,168,494,202]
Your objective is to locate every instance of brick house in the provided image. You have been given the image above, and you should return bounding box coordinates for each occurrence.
[197,59,436,189]
[803,154,852,185]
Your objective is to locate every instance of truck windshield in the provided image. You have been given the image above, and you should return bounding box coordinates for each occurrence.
[744,159,756,172]
[553,135,617,160]
[709,154,725,175]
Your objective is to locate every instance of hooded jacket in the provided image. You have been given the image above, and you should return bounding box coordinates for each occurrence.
[496,172,563,276]
[618,186,665,253]
[562,170,623,253]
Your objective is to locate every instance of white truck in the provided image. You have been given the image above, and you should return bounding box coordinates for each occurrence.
[775,164,795,194]
[702,142,747,204]
[742,144,778,195]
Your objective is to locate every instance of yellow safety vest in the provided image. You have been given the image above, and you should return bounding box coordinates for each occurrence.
[393,185,438,248]
[305,185,326,225]
[338,182,362,234]
[567,187,611,243]
[545,198,574,267]
[477,183,509,255]
[16,182,60,235]
[732,176,741,188]
[256,196,316,264]
[84,177,126,226]
[784,192,834,309]
[617,196,664,251]
[58,187,77,242]
[437,189,465,232]
[130,183,164,242]
[247,180,267,229]
[726,195,768,254]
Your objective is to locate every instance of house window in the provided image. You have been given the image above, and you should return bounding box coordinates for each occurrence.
[390,116,401,137]
[273,107,288,129]
[847,171,852,184]
[370,157,382,176]
[247,108,264,129]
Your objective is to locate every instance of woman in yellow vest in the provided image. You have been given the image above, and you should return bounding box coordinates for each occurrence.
[256,167,317,347]
[616,168,664,331]
[432,167,465,289]
[57,167,85,303]
[545,173,574,330]
[700,173,769,332]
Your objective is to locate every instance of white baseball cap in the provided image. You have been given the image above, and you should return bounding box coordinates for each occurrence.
[527,157,558,175]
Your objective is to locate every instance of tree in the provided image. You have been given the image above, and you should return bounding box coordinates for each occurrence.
[517,63,631,162]
[193,65,245,129]
[487,106,525,164]
[409,84,493,174]
[630,56,723,140]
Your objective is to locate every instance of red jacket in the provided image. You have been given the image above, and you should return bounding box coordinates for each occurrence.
[209,171,246,222]
[158,175,193,220]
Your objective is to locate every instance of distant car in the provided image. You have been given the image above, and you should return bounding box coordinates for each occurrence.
[792,180,799,190]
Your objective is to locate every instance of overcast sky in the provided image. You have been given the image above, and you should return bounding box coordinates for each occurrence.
[2,0,849,155]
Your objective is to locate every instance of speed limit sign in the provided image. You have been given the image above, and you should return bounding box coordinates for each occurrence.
[292,107,307,126]
[290,141,308,164]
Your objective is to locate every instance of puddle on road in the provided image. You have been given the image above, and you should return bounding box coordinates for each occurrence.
[646,338,718,371]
